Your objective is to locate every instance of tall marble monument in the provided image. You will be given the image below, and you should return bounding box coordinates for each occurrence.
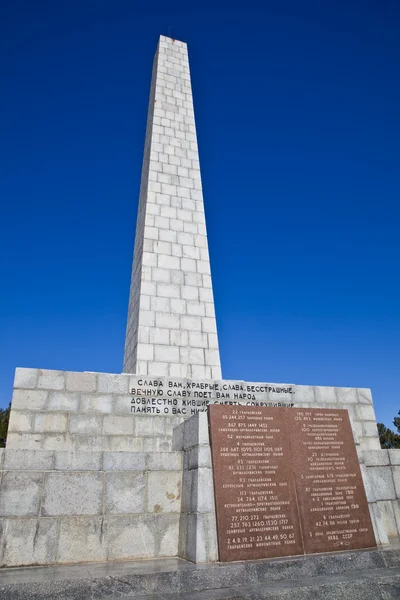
[0,36,399,571]
[124,36,221,380]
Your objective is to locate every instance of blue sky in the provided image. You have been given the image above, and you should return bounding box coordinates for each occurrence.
[1,1,399,427]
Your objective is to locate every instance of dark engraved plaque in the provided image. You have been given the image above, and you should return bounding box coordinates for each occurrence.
[209,405,376,562]
[208,405,303,562]
[288,408,376,554]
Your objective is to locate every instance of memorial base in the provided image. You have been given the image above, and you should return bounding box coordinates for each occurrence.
[1,543,400,600]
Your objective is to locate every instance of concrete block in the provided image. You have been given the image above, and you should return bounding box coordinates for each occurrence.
[363,421,379,438]
[103,452,146,471]
[1,517,58,566]
[357,388,373,404]
[193,468,214,513]
[157,514,180,557]
[293,385,315,403]
[47,392,80,412]
[147,452,182,471]
[81,394,114,413]
[377,500,398,537]
[135,416,165,437]
[363,450,390,466]
[11,389,47,411]
[369,466,396,501]
[5,432,43,450]
[357,404,377,422]
[14,368,38,389]
[69,414,102,434]
[103,415,134,435]
[389,450,400,466]
[34,413,67,433]
[7,410,33,433]
[42,472,103,516]
[360,437,382,451]
[392,466,400,498]
[66,371,97,392]
[113,395,134,415]
[3,449,53,470]
[146,471,181,513]
[0,472,43,516]
[97,373,129,394]
[187,445,211,469]
[41,434,73,452]
[369,503,389,546]
[105,472,145,514]
[54,451,102,471]
[109,436,144,452]
[314,386,337,403]
[57,516,107,563]
[107,515,156,560]
[336,387,358,403]
[38,369,65,390]
[183,412,209,449]
[68,435,108,453]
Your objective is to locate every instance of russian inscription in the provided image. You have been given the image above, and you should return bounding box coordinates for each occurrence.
[209,405,375,562]
[289,408,376,553]
[208,406,303,561]
[130,378,294,416]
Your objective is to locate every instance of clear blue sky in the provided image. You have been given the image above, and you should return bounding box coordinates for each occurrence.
[1,1,399,428]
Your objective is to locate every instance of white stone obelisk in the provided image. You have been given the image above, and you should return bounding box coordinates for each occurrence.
[123,36,221,379]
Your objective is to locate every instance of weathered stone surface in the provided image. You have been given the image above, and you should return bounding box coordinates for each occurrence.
[69,413,102,434]
[54,451,101,471]
[105,472,145,514]
[42,472,103,516]
[7,410,33,433]
[389,450,400,465]
[34,413,68,433]
[103,414,134,435]
[13,368,38,389]
[146,471,181,513]
[11,389,47,411]
[66,371,97,392]
[57,516,107,563]
[97,373,129,394]
[147,452,182,471]
[103,451,146,471]
[0,472,42,516]
[107,515,156,560]
[3,449,53,471]
[377,500,399,537]
[37,369,65,390]
[80,394,114,413]
[369,467,397,501]
[0,517,58,566]
[47,392,80,412]
[363,450,390,466]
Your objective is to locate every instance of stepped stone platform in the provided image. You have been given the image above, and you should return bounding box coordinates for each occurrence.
[0,543,399,600]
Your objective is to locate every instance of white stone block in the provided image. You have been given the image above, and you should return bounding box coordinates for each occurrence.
[12,389,48,411]
[38,370,65,391]
[0,472,43,516]
[103,452,146,471]
[106,472,145,514]
[81,394,114,413]
[103,415,134,435]
[47,392,80,412]
[69,414,102,435]
[66,372,97,393]
[369,466,396,501]
[34,413,67,434]
[42,472,103,516]
[146,471,181,513]
[1,518,58,566]
[54,451,101,471]
[3,449,53,471]
[14,368,38,389]
[97,374,129,394]
[57,516,107,563]
[7,410,33,433]
[107,515,155,560]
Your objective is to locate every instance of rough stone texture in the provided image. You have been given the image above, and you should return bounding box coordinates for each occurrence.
[42,472,104,516]
[106,471,145,514]
[147,471,182,513]
[177,413,218,563]
[122,35,222,380]
[0,472,43,516]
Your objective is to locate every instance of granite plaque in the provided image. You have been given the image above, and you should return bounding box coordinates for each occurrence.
[289,408,376,553]
[209,405,375,562]
[208,405,303,561]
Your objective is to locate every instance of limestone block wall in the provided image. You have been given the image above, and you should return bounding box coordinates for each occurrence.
[0,449,182,566]
[8,368,381,454]
[361,449,400,541]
